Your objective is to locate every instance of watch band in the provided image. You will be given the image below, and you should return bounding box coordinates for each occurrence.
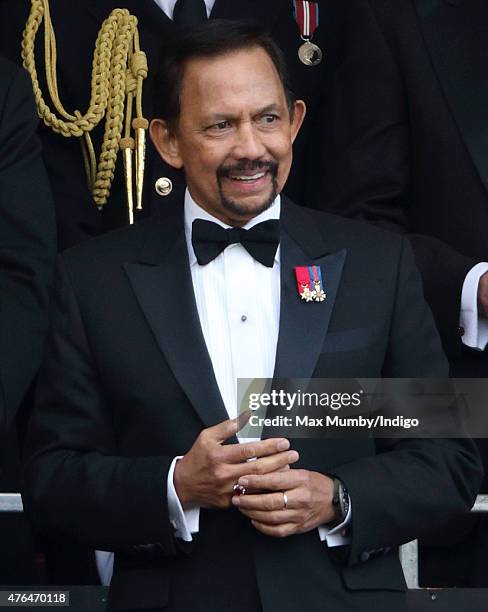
[329,476,349,527]
[338,481,350,520]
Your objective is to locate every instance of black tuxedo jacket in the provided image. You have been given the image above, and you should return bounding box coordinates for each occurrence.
[0,0,344,249]
[23,197,481,611]
[315,0,488,375]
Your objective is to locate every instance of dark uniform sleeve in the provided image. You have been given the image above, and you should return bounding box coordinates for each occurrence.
[0,59,56,440]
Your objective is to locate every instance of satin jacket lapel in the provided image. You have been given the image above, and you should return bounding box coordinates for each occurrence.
[123,206,228,428]
[414,0,488,193]
[211,0,285,30]
[274,200,347,380]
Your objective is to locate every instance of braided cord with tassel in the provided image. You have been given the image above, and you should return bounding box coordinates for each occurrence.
[21,0,148,220]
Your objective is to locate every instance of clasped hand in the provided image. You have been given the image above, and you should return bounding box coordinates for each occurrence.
[232,469,335,537]
[174,416,334,537]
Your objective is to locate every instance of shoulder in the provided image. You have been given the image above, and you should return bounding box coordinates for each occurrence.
[61,217,154,272]
[0,56,20,82]
[0,56,38,135]
[285,200,405,259]
[58,209,183,309]
[343,0,417,38]
[359,0,417,28]
[283,200,415,292]
[0,58,44,168]
[0,57,30,104]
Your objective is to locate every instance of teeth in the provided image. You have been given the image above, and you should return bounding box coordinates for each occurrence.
[230,172,266,181]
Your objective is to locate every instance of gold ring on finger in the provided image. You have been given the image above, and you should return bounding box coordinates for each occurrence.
[283,492,288,509]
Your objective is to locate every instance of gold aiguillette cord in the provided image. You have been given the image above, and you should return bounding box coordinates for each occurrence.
[22,0,149,224]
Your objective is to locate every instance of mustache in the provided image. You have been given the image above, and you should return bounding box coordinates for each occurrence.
[216,159,279,179]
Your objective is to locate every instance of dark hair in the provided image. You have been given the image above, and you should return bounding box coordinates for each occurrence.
[152,19,296,131]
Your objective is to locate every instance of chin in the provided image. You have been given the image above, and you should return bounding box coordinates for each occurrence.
[221,189,277,220]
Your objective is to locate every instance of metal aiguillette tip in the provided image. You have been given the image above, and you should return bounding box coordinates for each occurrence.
[120,137,135,225]
[133,118,149,211]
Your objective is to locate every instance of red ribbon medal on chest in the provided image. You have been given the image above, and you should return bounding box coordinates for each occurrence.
[295,265,326,302]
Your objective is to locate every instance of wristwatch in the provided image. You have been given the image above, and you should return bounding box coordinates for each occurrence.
[329,476,350,527]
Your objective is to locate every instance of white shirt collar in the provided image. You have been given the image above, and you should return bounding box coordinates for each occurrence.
[184,189,281,266]
[152,0,215,19]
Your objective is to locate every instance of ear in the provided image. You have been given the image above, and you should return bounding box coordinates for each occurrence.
[290,100,306,144]
[149,118,184,169]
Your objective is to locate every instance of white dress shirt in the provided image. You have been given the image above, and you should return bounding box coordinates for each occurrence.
[152,0,215,19]
[167,190,350,541]
[460,262,488,350]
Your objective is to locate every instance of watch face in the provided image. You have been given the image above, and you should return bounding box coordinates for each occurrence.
[339,484,350,518]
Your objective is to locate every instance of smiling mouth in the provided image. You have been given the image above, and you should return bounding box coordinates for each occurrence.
[228,171,267,183]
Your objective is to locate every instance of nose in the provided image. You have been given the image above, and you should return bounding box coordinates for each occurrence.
[233,121,267,160]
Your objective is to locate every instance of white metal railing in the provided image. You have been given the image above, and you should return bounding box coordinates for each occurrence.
[1,492,487,589]
[399,494,488,589]
[0,492,23,512]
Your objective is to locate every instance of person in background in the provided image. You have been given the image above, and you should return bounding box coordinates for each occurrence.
[315,0,488,586]
[0,55,56,583]
[0,0,343,249]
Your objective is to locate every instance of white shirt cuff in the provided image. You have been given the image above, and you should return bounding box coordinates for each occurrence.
[460,262,488,350]
[318,502,352,547]
[95,550,114,586]
[167,456,201,542]
[95,456,200,586]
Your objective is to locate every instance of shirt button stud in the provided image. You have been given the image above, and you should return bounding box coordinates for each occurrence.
[241,315,247,322]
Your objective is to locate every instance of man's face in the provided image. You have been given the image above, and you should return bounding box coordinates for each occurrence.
[151,46,306,226]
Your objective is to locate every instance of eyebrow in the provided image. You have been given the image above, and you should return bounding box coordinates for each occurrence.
[204,104,282,123]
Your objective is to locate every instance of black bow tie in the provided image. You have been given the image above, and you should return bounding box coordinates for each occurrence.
[191,219,280,267]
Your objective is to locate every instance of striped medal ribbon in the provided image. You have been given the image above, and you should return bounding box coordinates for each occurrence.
[292,1,323,66]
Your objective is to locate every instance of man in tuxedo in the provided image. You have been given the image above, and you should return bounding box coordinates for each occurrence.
[315,0,488,585]
[0,0,342,249]
[0,56,56,582]
[23,21,481,611]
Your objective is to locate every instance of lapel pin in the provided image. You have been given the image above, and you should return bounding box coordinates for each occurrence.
[311,265,326,301]
[295,265,326,302]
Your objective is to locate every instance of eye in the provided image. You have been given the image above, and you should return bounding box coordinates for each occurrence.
[207,120,232,132]
[258,114,280,125]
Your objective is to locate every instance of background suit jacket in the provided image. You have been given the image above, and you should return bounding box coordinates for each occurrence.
[315,0,488,375]
[0,56,56,583]
[0,0,344,249]
[23,197,481,611]
[312,0,488,586]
